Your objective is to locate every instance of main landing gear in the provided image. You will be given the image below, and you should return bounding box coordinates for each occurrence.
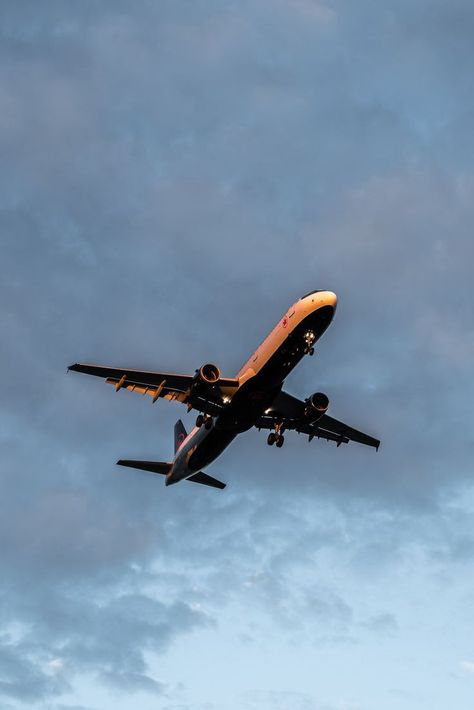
[196,414,213,430]
[267,432,284,448]
[267,421,285,447]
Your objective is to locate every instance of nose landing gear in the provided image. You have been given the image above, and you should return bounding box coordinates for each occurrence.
[303,330,316,356]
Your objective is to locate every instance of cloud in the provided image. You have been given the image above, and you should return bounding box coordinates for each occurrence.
[240,689,363,710]
[0,641,70,702]
[360,613,397,634]
[47,659,65,673]
[2,0,474,708]
[99,670,165,694]
[461,660,474,674]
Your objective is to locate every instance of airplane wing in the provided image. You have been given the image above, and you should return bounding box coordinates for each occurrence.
[68,363,238,415]
[314,413,380,449]
[256,390,380,450]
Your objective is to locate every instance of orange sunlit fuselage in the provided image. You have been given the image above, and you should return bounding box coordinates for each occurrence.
[165,290,337,485]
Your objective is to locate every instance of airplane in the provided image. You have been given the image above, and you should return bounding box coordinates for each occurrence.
[68,290,380,490]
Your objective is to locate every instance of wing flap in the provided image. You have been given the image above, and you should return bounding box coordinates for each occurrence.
[106,379,189,403]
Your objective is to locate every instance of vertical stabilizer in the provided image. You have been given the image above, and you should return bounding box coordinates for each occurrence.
[174,419,187,453]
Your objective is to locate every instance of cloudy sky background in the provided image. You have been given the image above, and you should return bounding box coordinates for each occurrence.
[1,1,474,708]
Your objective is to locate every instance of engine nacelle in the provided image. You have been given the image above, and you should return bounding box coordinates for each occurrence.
[197,363,221,385]
[304,392,329,422]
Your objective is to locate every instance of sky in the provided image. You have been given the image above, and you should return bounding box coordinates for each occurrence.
[1,0,474,708]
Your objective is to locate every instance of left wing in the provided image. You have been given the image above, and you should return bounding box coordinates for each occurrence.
[68,363,238,415]
[256,390,380,450]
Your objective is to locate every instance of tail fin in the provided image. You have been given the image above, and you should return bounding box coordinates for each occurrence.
[174,419,187,453]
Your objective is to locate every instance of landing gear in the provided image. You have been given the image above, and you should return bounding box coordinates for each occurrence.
[267,422,285,447]
[196,414,213,430]
[267,432,285,447]
[303,330,316,355]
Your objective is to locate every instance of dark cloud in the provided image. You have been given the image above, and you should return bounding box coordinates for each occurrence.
[2,0,474,708]
[0,640,69,702]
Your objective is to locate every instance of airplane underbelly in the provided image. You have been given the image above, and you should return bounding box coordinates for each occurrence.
[218,305,336,433]
[188,429,236,471]
[257,305,334,382]
[216,381,281,433]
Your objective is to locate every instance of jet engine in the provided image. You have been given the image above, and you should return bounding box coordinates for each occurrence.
[197,363,221,385]
[304,392,329,423]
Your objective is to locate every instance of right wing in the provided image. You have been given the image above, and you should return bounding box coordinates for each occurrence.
[257,390,380,450]
[68,363,238,415]
[316,413,380,450]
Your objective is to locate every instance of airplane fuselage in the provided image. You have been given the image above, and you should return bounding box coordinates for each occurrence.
[166,290,337,485]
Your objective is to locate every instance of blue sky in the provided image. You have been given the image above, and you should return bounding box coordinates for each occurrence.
[1,1,474,708]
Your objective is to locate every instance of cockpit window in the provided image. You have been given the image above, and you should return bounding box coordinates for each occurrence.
[300,289,324,300]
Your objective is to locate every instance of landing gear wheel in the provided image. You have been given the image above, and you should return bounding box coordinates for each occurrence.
[276,434,284,448]
[196,414,204,428]
[309,347,315,356]
[267,433,277,446]
[204,416,213,430]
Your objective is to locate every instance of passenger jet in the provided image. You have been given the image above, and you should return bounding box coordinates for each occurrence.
[69,290,380,489]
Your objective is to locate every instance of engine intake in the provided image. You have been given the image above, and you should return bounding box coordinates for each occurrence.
[304,392,329,422]
[198,363,221,385]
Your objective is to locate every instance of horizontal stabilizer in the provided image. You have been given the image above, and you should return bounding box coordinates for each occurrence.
[187,472,226,489]
[117,459,172,475]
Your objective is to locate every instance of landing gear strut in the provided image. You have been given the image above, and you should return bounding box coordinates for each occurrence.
[267,422,285,447]
[303,330,316,356]
[196,414,213,430]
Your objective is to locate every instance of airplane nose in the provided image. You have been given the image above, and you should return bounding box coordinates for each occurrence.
[323,291,338,309]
